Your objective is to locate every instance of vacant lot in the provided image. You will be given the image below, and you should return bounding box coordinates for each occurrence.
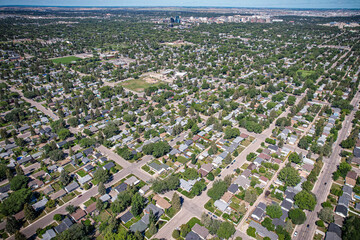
[120,78,163,92]
[52,56,81,64]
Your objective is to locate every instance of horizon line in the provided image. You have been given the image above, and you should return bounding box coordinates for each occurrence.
[0,5,360,10]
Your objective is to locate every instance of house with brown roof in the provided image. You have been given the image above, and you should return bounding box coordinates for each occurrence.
[42,185,54,195]
[198,163,213,177]
[153,194,171,210]
[258,153,271,161]
[28,178,44,189]
[85,202,97,215]
[50,189,66,200]
[259,176,269,184]
[192,223,209,239]
[221,192,233,204]
[14,210,25,221]
[247,163,256,171]
[71,208,86,222]
[346,171,357,187]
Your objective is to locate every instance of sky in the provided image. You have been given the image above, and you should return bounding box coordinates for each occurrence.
[0,0,359,9]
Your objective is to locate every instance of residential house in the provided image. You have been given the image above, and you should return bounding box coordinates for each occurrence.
[192,223,209,240]
[325,223,342,240]
[185,231,201,240]
[234,175,251,190]
[335,204,348,218]
[103,162,115,171]
[78,175,92,185]
[54,217,73,234]
[71,208,86,222]
[249,221,278,240]
[114,183,128,193]
[50,189,66,200]
[251,203,266,221]
[42,229,56,240]
[32,197,48,211]
[120,211,134,224]
[198,163,212,177]
[345,171,357,187]
[124,176,140,186]
[64,182,79,193]
[153,195,171,210]
[214,199,229,212]
[180,178,198,192]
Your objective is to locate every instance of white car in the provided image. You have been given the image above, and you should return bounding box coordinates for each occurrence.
[294,231,298,237]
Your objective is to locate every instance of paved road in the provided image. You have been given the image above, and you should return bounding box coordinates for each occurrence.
[154,89,308,239]
[294,87,360,240]
[0,81,60,121]
[97,145,131,168]
[12,149,154,239]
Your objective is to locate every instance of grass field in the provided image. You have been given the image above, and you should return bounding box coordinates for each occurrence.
[297,70,316,77]
[120,78,163,92]
[52,56,81,64]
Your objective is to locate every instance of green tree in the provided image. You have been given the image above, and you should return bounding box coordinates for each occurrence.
[5,216,20,234]
[289,208,306,225]
[65,205,76,214]
[342,216,360,240]
[207,180,228,200]
[288,152,301,164]
[10,175,28,191]
[131,193,145,217]
[0,188,31,216]
[318,207,334,223]
[49,149,65,161]
[217,221,235,239]
[24,203,36,220]
[67,117,79,127]
[244,189,257,204]
[58,128,71,140]
[15,165,24,176]
[98,182,106,195]
[0,164,7,180]
[278,166,301,187]
[294,190,317,211]
[148,222,157,236]
[266,204,283,219]
[261,217,275,231]
[180,224,190,237]
[93,168,110,183]
[172,230,180,239]
[60,170,71,186]
[172,192,181,212]
[53,214,63,221]
[246,227,256,237]
[14,231,27,240]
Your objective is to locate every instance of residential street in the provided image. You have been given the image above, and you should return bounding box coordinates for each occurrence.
[294,87,360,239]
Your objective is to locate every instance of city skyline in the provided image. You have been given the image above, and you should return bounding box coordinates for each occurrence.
[0,0,360,9]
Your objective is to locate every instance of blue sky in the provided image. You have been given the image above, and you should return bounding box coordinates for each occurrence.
[0,0,359,9]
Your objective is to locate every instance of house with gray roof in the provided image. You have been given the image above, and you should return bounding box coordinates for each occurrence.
[103,162,115,171]
[42,229,56,240]
[185,231,201,240]
[249,221,278,240]
[32,197,48,211]
[78,175,92,185]
[325,223,341,240]
[214,200,229,212]
[130,220,147,233]
[120,211,134,223]
[54,217,73,234]
[114,183,128,193]
[64,182,79,193]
